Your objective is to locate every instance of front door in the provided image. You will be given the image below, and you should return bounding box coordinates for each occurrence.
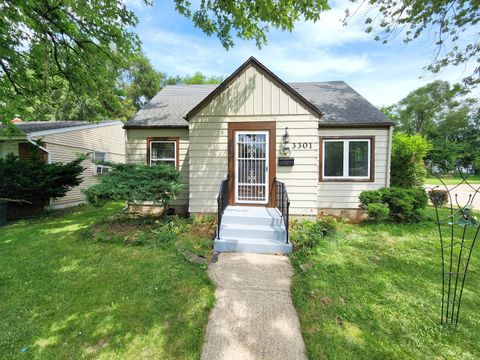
[234,131,269,204]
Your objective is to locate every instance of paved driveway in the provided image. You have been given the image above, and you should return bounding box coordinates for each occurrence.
[425,184,480,210]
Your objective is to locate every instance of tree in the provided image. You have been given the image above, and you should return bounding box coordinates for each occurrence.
[164,72,223,86]
[390,133,431,188]
[120,53,163,111]
[0,0,143,121]
[344,0,480,87]
[173,0,329,49]
[83,163,183,207]
[0,153,84,206]
[384,81,479,173]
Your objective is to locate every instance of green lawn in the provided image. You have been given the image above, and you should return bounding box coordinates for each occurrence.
[0,203,214,359]
[290,208,480,359]
[425,175,480,185]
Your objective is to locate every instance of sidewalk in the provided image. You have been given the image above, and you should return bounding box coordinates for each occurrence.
[201,253,308,360]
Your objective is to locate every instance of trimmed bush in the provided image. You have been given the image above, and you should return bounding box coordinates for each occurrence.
[83,162,183,207]
[360,187,428,222]
[366,203,390,222]
[291,216,337,250]
[428,189,449,207]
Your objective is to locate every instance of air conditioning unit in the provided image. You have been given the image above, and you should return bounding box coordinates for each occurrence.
[95,165,110,175]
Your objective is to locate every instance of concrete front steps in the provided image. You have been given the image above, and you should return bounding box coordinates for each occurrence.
[214,206,292,254]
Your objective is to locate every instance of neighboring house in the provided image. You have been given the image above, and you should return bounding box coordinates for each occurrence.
[0,121,125,208]
[124,57,393,253]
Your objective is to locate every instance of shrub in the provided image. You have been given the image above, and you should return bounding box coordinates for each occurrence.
[391,133,431,188]
[366,203,390,222]
[291,216,336,250]
[83,163,183,207]
[359,187,428,222]
[428,189,449,207]
[0,153,84,206]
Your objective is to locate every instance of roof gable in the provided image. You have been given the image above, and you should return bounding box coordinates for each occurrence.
[185,57,324,120]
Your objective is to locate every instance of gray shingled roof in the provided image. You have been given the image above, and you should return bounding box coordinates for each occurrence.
[125,85,217,128]
[1,121,119,134]
[289,81,391,126]
[124,81,391,128]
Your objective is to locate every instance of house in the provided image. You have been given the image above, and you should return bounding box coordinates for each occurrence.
[124,57,393,253]
[0,120,125,208]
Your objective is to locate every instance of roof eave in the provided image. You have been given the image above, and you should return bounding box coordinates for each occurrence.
[318,121,394,128]
[123,124,189,129]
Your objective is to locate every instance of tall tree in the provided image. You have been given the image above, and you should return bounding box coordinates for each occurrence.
[165,72,223,85]
[0,0,142,120]
[384,81,480,173]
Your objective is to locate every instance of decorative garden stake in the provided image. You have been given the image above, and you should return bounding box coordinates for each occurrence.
[427,171,480,326]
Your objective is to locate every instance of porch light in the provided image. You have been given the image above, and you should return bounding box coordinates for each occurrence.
[282,127,290,156]
[282,127,290,143]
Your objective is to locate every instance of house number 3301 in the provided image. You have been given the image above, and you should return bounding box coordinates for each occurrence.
[292,142,312,149]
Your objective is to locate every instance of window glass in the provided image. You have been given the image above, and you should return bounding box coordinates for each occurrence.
[94,151,106,162]
[150,141,176,166]
[348,141,369,177]
[324,141,344,177]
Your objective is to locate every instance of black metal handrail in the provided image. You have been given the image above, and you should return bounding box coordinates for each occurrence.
[274,178,290,243]
[216,177,229,239]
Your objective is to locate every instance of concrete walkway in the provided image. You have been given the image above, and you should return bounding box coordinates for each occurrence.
[201,253,308,360]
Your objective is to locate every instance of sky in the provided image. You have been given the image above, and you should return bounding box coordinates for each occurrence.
[125,0,475,107]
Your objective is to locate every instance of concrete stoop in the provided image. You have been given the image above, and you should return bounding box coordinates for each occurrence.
[214,206,292,254]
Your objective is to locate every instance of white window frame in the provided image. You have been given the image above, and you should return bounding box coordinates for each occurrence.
[322,139,371,180]
[93,150,109,175]
[150,140,177,167]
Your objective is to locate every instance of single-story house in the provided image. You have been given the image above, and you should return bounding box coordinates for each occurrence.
[0,120,125,208]
[124,57,393,253]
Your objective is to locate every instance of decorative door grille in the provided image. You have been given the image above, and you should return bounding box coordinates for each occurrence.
[235,131,269,204]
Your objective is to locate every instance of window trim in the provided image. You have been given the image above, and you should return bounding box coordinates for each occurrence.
[146,137,179,168]
[93,150,109,176]
[319,136,375,182]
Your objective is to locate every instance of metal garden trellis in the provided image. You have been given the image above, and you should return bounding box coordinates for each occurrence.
[427,171,480,327]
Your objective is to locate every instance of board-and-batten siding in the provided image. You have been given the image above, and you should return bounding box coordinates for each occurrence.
[125,128,189,208]
[189,64,319,216]
[317,128,391,210]
[41,123,126,207]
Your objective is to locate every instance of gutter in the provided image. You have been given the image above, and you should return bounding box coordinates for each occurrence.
[27,135,51,164]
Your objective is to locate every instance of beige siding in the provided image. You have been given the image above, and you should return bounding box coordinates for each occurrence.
[189,63,318,215]
[317,127,391,210]
[39,123,126,207]
[125,128,189,207]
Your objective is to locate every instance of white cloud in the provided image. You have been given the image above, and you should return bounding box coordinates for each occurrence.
[136,0,478,107]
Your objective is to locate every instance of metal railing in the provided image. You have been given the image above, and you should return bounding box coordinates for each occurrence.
[216,177,229,239]
[274,178,290,243]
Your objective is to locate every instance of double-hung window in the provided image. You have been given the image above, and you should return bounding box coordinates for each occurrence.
[93,150,109,175]
[321,138,373,181]
[149,139,177,167]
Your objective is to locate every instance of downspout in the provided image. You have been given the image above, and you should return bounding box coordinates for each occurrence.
[385,125,393,187]
[26,135,51,164]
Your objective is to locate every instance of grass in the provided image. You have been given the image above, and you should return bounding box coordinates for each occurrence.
[0,203,215,359]
[290,208,480,360]
[425,175,480,185]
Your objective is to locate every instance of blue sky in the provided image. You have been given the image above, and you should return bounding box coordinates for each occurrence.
[126,0,475,106]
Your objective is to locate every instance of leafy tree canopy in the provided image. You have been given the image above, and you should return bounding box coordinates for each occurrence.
[383,80,479,173]
[165,72,223,86]
[0,0,142,120]
[345,0,480,87]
